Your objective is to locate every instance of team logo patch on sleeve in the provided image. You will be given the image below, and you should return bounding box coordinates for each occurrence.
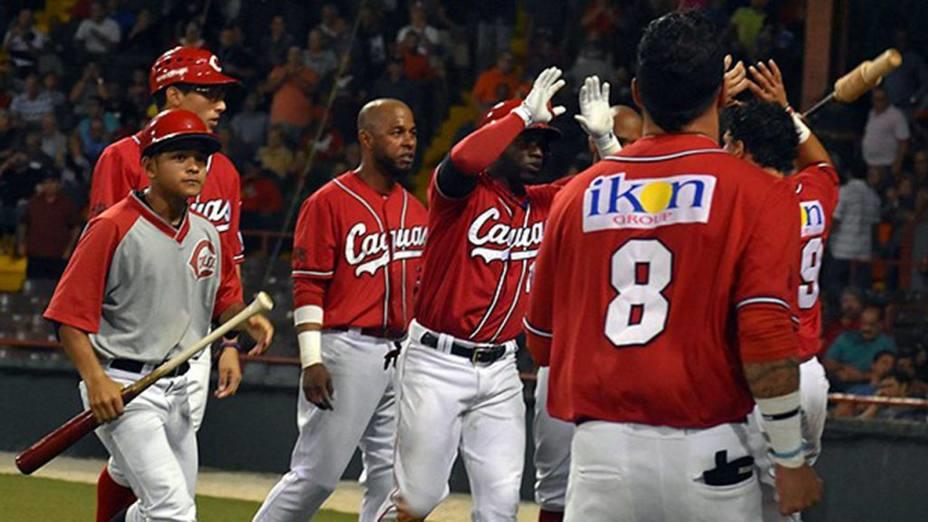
[799,200,825,237]
[582,173,716,231]
[188,239,217,279]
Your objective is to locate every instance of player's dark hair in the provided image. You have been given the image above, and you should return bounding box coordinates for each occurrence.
[873,350,897,363]
[722,100,798,174]
[153,83,195,110]
[636,10,725,132]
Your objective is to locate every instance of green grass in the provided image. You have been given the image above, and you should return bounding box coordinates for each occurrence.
[0,474,356,521]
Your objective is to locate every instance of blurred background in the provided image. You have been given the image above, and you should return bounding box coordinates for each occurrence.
[0,1,926,519]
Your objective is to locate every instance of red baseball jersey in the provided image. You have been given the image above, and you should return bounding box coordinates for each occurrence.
[89,134,245,263]
[788,162,839,359]
[414,172,561,343]
[292,171,428,332]
[524,134,800,429]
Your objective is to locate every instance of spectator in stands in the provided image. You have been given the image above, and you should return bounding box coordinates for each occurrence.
[41,72,66,109]
[858,371,926,421]
[471,51,521,116]
[0,155,46,232]
[126,68,149,113]
[884,28,928,113]
[68,62,109,116]
[106,0,135,37]
[895,352,928,395]
[475,1,515,71]
[231,93,268,155]
[22,131,54,173]
[241,161,284,231]
[39,114,67,170]
[16,171,80,280]
[823,287,865,350]
[909,148,928,188]
[828,167,881,292]
[355,5,389,86]
[581,0,619,40]
[833,350,898,417]
[825,305,897,388]
[371,58,420,113]
[398,31,434,81]
[217,24,257,86]
[259,15,295,73]
[259,125,295,179]
[569,37,614,88]
[178,20,205,49]
[74,1,122,58]
[3,8,46,77]
[121,8,159,59]
[9,72,54,125]
[315,3,351,56]
[397,3,441,58]
[863,86,910,176]
[0,110,17,161]
[730,0,768,60]
[75,117,109,165]
[304,29,338,79]
[77,97,118,144]
[265,46,318,138]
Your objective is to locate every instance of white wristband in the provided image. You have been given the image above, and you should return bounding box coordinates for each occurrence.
[294,305,323,327]
[298,330,323,369]
[787,107,811,144]
[756,390,804,468]
[512,105,533,126]
[593,132,622,158]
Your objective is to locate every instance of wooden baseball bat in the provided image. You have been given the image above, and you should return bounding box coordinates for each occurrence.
[803,49,902,117]
[15,292,274,475]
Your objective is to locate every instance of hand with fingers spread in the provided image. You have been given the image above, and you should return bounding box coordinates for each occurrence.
[303,363,335,411]
[723,54,754,106]
[518,66,567,124]
[748,59,789,108]
[575,75,614,140]
[575,75,622,157]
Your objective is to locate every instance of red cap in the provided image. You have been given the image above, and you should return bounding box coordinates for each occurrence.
[149,46,239,94]
[478,99,562,140]
[138,109,221,157]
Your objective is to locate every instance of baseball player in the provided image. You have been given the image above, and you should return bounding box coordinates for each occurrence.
[375,67,568,522]
[723,60,839,521]
[88,47,254,522]
[43,109,274,522]
[253,99,427,522]
[532,80,644,522]
[524,11,822,522]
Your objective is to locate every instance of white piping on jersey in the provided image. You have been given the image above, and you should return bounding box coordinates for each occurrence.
[735,296,790,309]
[292,269,335,277]
[334,178,389,328]
[490,204,532,342]
[604,148,724,163]
[131,190,190,239]
[468,198,522,340]
[215,223,230,232]
[400,191,408,326]
[131,134,141,144]
[523,317,552,338]
[393,250,423,260]
[497,197,514,216]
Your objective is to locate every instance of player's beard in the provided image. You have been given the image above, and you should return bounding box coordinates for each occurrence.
[373,149,412,180]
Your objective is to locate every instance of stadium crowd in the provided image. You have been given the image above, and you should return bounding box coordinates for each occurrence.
[0,0,926,419]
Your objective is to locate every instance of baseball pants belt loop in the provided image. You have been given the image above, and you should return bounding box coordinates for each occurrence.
[109,358,190,377]
[418,331,508,364]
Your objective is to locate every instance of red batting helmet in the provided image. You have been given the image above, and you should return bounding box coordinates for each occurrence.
[479,99,562,141]
[149,47,239,95]
[138,109,221,157]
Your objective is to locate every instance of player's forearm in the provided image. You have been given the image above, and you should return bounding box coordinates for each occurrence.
[796,130,831,168]
[743,358,799,398]
[218,301,247,325]
[449,112,525,174]
[58,324,108,385]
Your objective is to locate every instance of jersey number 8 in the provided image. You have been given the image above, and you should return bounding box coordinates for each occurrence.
[606,239,672,346]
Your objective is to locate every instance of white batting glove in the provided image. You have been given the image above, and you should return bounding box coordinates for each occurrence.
[514,67,567,125]
[575,75,621,157]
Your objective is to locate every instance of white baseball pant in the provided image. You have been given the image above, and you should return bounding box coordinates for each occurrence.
[106,347,211,488]
[533,366,574,512]
[81,367,198,522]
[752,357,830,522]
[253,329,396,522]
[377,320,525,521]
[565,420,762,522]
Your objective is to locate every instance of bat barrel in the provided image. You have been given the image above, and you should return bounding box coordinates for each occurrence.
[15,409,99,475]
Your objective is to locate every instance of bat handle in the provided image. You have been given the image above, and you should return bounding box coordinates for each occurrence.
[15,409,99,475]
[802,92,835,119]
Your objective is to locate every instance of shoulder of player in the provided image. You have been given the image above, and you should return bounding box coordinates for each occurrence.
[187,210,220,236]
[87,197,144,239]
[98,135,141,163]
[207,152,240,178]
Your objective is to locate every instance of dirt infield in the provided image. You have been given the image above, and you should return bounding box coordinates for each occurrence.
[0,452,540,521]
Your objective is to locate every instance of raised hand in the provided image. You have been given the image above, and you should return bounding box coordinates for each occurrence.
[520,67,567,124]
[574,75,614,140]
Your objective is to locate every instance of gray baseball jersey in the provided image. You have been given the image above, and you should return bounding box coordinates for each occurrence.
[45,191,242,363]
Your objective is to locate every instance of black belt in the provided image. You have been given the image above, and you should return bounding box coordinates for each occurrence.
[420,332,508,364]
[330,326,406,340]
[110,358,190,377]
